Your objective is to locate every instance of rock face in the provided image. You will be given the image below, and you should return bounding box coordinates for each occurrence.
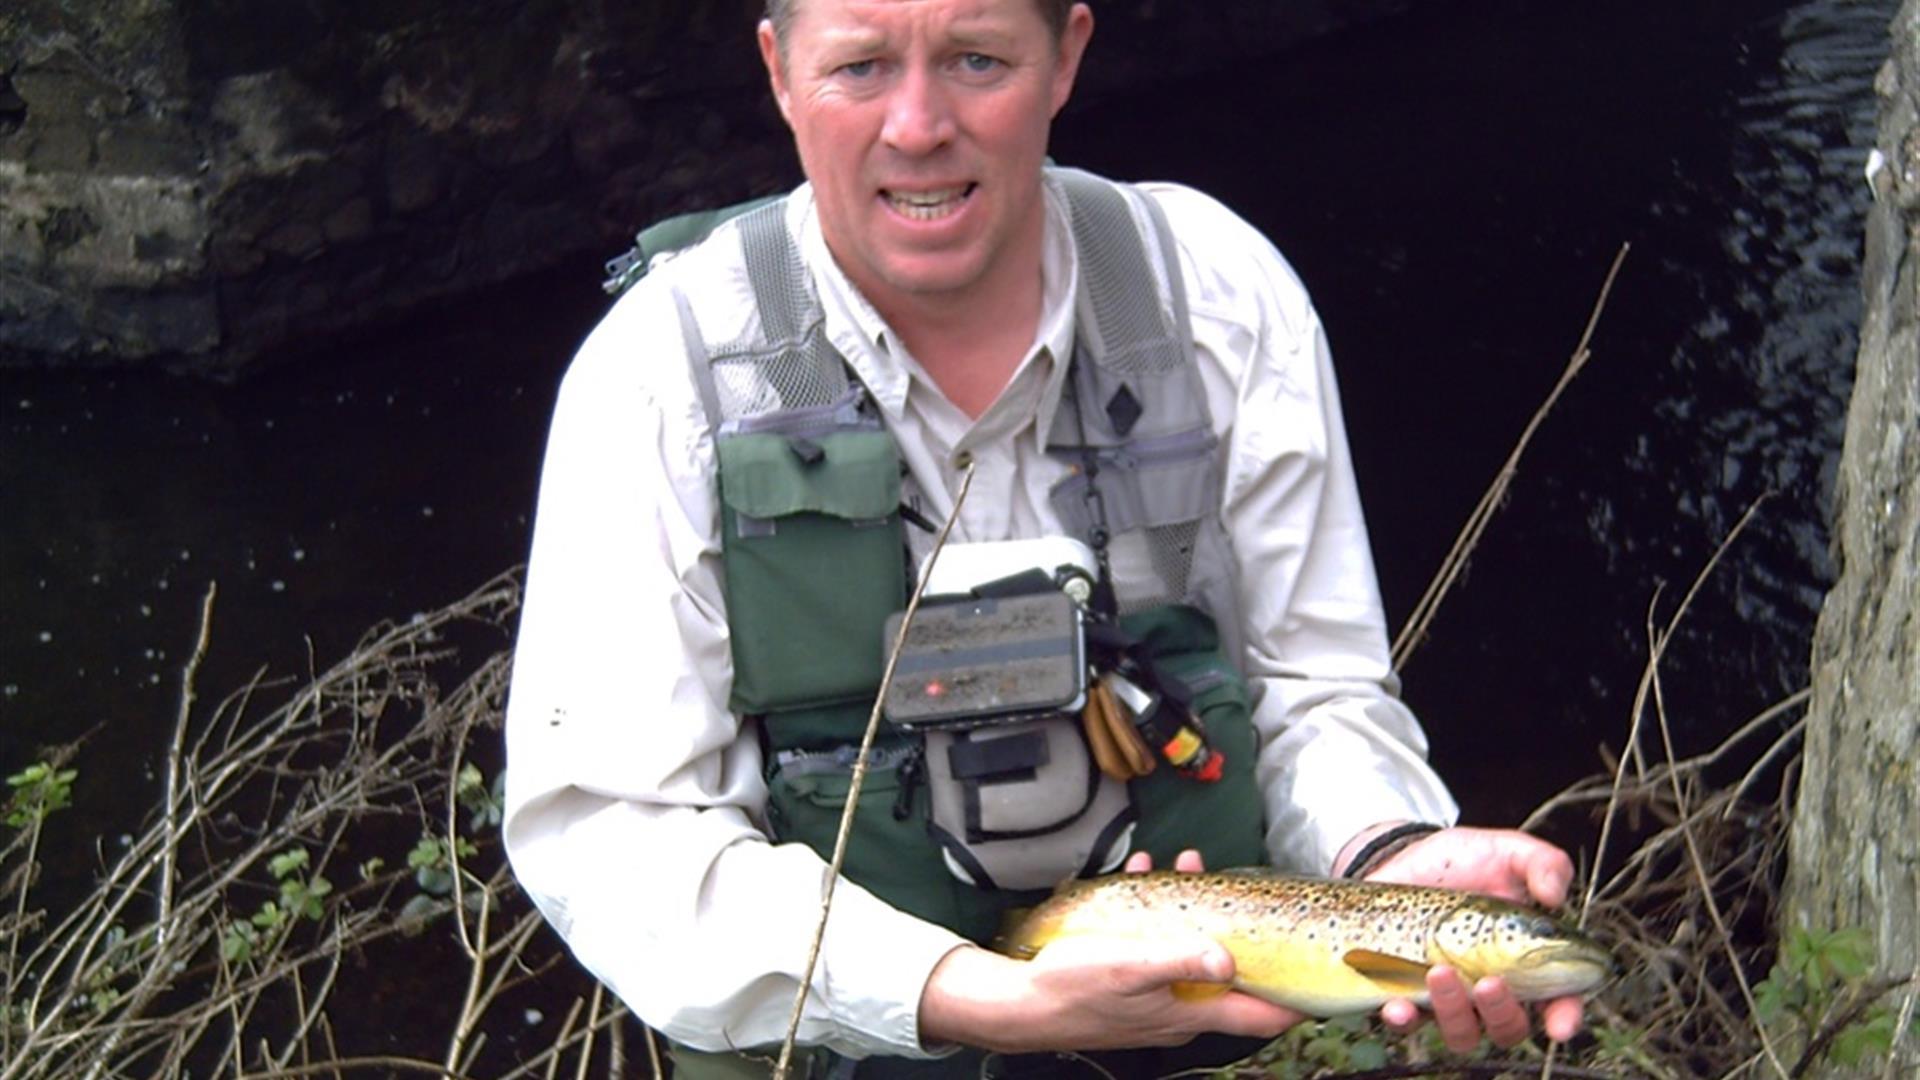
[1,0,788,375]
[1783,0,1920,1062]
[0,0,1412,376]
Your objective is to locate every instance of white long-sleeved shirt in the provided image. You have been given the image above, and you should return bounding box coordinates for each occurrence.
[503,171,1460,1060]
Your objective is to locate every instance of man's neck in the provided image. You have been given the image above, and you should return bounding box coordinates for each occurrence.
[872,271,1043,421]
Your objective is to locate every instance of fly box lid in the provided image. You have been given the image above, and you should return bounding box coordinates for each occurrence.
[881,591,1086,729]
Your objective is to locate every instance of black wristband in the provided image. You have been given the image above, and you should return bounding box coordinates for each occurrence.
[1340,822,1444,879]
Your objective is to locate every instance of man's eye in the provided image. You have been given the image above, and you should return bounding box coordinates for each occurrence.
[837,59,877,78]
[959,53,1001,74]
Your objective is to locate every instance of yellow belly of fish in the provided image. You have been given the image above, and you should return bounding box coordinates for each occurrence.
[1220,934,1433,1016]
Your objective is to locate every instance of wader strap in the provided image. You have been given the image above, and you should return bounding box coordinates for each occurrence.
[1140,187,1194,370]
[723,202,853,414]
[738,202,812,348]
[1052,169,1200,432]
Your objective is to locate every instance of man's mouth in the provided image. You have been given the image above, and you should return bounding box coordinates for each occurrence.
[882,183,976,221]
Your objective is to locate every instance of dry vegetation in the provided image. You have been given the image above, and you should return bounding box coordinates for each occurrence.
[0,572,650,1080]
[0,562,1864,1080]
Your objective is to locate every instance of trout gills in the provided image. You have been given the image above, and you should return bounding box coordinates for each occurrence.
[997,869,1614,1016]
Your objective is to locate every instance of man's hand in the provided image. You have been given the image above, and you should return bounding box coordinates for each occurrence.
[918,848,1300,1053]
[917,934,1301,1053]
[1358,825,1586,1049]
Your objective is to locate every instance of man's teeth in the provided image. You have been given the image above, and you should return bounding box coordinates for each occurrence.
[887,187,968,220]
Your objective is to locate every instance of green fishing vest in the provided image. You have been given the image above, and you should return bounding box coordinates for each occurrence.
[634,168,1271,1074]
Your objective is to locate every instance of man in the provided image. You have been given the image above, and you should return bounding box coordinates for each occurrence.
[504,0,1585,1072]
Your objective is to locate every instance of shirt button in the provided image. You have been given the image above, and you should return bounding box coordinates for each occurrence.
[954,450,975,470]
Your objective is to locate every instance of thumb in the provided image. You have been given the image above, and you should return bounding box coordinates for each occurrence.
[1521,844,1574,908]
[1129,934,1235,990]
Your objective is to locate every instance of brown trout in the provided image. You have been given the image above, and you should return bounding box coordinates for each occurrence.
[997,869,1614,1016]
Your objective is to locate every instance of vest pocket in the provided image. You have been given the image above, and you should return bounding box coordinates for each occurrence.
[717,429,906,714]
[764,740,1024,943]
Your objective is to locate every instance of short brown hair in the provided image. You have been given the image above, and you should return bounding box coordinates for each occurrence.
[763,0,1072,42]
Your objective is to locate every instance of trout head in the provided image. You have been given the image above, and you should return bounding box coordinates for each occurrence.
[1432,900,1616,1001]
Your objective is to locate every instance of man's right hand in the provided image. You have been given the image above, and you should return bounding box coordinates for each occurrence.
[916,934,1303,1053]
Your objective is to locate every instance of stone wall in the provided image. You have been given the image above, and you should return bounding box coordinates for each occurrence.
[1782,0,1920,1058]
[0,0,1411,377]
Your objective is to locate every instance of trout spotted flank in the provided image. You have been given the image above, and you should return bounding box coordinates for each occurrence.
[998,869,1614,1016]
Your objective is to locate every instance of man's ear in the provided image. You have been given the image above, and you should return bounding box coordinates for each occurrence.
[1049,3,1096,118]
[757,20,795,126]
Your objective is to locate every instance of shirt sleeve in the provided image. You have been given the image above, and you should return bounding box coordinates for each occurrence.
[501,274,967,1060]
[1145,184,1462,875]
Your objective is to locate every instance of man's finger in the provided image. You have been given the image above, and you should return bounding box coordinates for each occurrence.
[1188,991,1307,1040]
[1424,966,1481,1054]
[1521,844,1574,908]
[1377,997,1421,1034]
[1469,976,1528,1048]
[1542,995,1585,1043]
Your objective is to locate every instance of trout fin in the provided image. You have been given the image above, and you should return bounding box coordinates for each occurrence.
[1170,981,1231,1001]
[1342,949,1432,996]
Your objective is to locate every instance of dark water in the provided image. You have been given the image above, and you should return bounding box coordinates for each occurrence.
[1058,0,1888,820]
[1,0,1892,840]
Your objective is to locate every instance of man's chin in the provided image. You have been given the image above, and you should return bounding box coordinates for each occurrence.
[864,255,989,304]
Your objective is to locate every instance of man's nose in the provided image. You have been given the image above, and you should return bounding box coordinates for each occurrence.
[881,64,955,155]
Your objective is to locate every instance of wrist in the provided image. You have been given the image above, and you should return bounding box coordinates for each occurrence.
[917,944,1038,1053]
[1336,821,1444,879]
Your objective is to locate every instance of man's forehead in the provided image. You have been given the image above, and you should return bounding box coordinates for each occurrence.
[789,0,1046,41]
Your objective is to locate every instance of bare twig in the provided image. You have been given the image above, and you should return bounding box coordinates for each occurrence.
[772,463,978,1080]
[159,582,218,951]
[1392,243,1629,670]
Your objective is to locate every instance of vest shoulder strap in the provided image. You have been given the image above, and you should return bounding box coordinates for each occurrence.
[603,193,786,296]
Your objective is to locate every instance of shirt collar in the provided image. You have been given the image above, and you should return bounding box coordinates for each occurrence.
[786,174,1080,434]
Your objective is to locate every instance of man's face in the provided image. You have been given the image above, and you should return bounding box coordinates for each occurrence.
[759,0,1091,313]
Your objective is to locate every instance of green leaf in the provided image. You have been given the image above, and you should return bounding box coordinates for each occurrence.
[408,836,444,870]
[459,766,506,831]
[1347,1038,1388,1070]
[1829,1010,1895,1067]
[397,894,444,937]
[3,761,77,827]
[416,864,454,896]
[268,848,310,880]
[1754,974,1788,1023]
[1819,927,1874,982]
[6,764,46,788]
[250,901,286,930]
[221,922,259,964]
[1780,927,1817,980]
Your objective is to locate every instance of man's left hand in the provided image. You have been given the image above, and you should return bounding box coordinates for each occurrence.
[1359,826,1586,1050]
